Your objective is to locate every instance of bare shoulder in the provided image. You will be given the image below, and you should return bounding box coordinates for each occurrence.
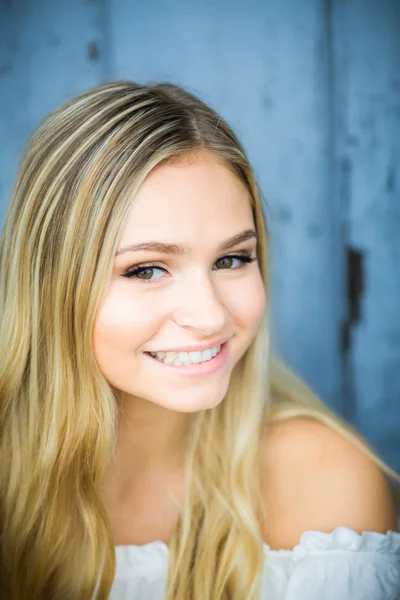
[260,417,399,549]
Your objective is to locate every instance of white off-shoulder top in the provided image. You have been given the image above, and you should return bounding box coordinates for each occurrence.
[110,527,400,599]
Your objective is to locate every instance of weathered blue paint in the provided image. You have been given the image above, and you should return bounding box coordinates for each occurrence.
[332,0,400,472]
[0,1,30,216]
[0,0,399,472]
[0,0,106,212]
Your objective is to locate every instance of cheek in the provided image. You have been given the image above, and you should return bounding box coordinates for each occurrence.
[229,275,266,330]
[225,275,266,367]
[92,292,158,368]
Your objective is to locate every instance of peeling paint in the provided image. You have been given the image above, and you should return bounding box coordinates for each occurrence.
[87,41,99,61]
[386,167,395,193]
[347,247,364,325]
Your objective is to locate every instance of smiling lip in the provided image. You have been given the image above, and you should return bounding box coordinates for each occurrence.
[143,341,229,376]
[145,336,232,354]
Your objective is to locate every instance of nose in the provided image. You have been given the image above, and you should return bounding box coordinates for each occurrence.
[171,275,228,335]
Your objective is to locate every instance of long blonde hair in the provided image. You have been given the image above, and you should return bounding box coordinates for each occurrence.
[0,81,398,600]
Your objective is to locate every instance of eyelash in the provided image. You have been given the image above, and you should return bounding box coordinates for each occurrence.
[122,251,257,283]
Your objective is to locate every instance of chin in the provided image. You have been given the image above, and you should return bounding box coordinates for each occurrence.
[155,391,228,413]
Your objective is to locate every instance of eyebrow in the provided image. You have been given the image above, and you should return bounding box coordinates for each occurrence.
[115,229,258,257]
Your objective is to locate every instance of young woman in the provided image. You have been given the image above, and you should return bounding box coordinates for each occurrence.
[0,81,398,600]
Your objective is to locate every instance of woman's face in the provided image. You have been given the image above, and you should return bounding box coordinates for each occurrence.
[93,151,266,413]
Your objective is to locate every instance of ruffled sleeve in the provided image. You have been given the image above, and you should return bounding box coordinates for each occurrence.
[110,527,400,600]
[269,527,400,600]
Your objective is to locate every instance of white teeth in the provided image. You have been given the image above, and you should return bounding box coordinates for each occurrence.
[178,352,190,365]
[201,348,212,361]
[188,351,202,364]
[163,352,178,364]
[148,344,222,366]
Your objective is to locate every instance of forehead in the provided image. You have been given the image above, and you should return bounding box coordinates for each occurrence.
[119,152,254,247]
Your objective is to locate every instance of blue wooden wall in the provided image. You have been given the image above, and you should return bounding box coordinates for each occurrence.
[1,0,399,473]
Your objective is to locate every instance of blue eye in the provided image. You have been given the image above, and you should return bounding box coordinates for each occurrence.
[123,252,257,283]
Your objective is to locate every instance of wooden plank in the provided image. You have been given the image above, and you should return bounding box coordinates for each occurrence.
[0,1,29,226]
[21,0,107,125]
[334,0,400,471]
[110,0,343,408]
[0,0,106,227]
